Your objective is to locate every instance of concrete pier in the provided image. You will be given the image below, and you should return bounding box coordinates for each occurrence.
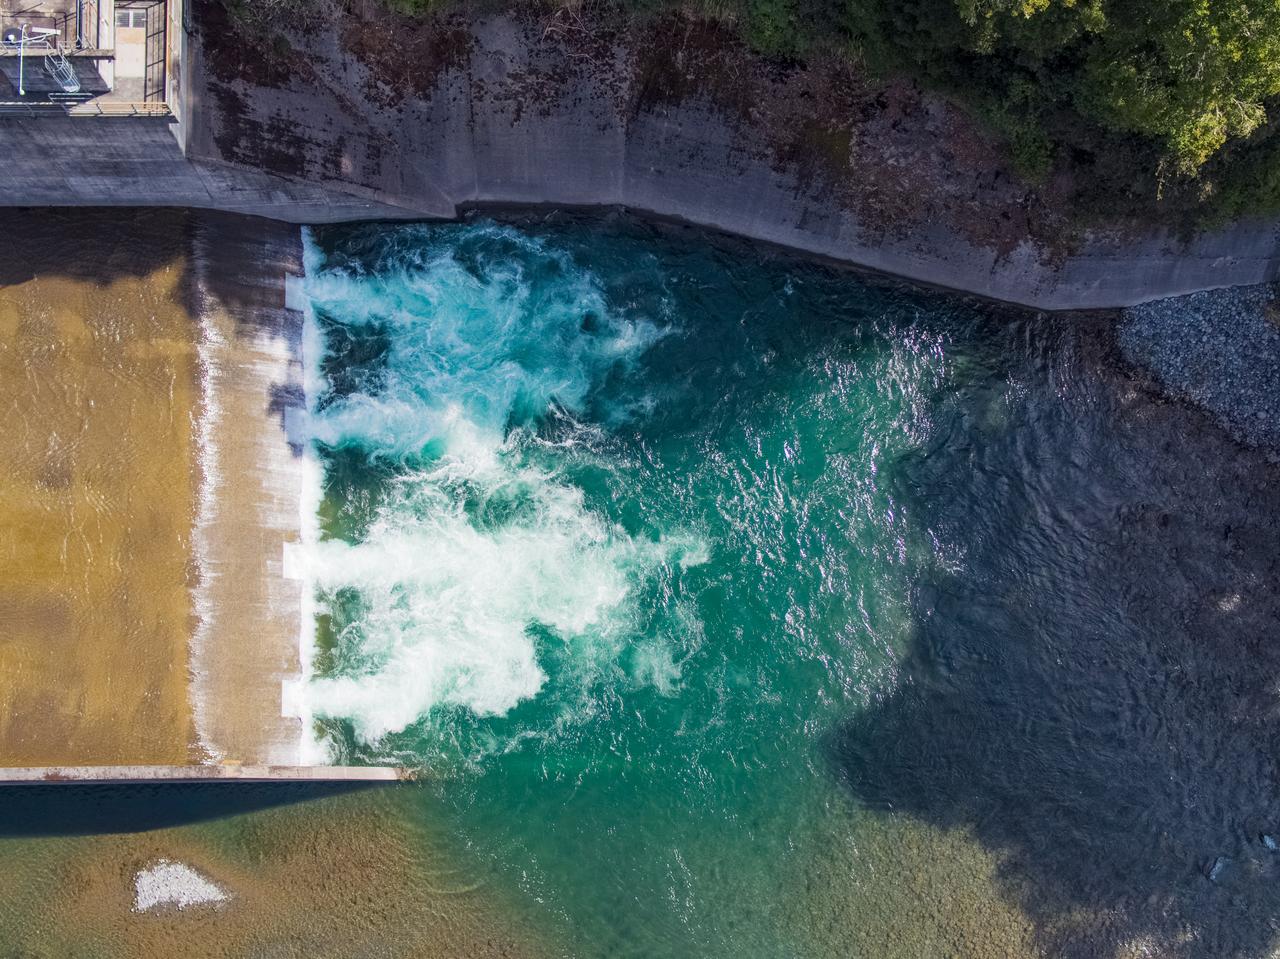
[0,764,413,783]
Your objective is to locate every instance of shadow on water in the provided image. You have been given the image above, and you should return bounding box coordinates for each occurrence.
[830,314,1280,958]
[0,781,394,837]
[0,208,189,286]
[0,207,304,345]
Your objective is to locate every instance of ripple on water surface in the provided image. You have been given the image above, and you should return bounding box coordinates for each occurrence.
[3,210,1276,959]
[0,209,198,764]
[293,212,1280,959]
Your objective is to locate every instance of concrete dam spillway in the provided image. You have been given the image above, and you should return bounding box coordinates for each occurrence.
[0,203,1279,957]
[0,208,400,783]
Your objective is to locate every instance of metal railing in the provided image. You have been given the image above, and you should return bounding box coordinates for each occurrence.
[0,99,63,116]
[0,99,170,116]
[43,38,80,91]
[68,99,170,115]
[1,1,103,50]
[2,24,56,95]
[76,0,99,49]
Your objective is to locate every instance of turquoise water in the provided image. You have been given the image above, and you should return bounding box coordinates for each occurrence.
[299,215,956,955]
[295,213,1280,959]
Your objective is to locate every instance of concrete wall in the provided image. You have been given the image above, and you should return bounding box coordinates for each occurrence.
[184,13,1280,311]
[0,115,425,222]
[0,764,410,782]
[1,12,1276,309]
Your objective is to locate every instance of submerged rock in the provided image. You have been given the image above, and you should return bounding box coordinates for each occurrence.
[133,859,230,913]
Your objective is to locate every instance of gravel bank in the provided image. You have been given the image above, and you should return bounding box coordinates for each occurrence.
[1119,283,1280,452]
[134,860,230,912]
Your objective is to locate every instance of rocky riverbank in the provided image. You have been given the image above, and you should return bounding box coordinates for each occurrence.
[1120,283,1280,453]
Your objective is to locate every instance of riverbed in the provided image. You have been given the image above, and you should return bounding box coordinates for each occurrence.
[0,208,1277,958]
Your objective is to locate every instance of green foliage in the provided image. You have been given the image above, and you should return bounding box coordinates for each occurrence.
[741,0,800,56]
[890,0,1279,174]
[1078,0,1280,173]
[821,0,1280,211]
[1205,124,1280,222]
[983,101,1055,181]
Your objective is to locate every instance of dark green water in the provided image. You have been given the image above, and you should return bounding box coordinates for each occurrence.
[298,214,949,956]
[289,212,1280,959]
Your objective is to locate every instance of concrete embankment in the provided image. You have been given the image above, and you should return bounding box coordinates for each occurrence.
[1,12,1276,311]
[0,116,422,223]
[0,764,409,783]
[178,9,1277,312]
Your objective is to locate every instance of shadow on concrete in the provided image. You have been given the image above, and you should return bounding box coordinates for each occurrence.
[828,317,1280,958]
[0,780,397,837]
[189,210,305,342]
[0,207,304,345]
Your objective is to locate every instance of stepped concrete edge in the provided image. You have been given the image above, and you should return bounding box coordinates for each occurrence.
[0,764,412,782]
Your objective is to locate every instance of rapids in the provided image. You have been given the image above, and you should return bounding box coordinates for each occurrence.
[292,212,1280,959]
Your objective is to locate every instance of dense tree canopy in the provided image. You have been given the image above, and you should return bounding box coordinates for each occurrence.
[700,0,1280,213]
[836,0,1280,174]
[1082,0,1280,171]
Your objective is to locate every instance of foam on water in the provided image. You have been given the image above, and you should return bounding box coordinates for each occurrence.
[286,214,1045,959]
[297,224,695,747]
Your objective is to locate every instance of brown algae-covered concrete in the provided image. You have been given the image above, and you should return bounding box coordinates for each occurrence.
[0,209,323,772]
[0,210,199,766]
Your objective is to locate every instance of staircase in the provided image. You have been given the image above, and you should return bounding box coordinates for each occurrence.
[42,40,80,94]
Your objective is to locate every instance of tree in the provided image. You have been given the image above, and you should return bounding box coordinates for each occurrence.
[1078,0,1280,173]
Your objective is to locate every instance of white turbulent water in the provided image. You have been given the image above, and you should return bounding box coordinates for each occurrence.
[297,225,702,746]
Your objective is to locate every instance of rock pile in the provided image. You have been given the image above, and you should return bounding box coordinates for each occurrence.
[133,859,231,912]
[1120,283,1280,453]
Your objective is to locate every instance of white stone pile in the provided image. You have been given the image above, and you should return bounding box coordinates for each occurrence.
[133,859,231,913]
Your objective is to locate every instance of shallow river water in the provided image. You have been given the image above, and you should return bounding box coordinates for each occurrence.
[0,210,1278,959]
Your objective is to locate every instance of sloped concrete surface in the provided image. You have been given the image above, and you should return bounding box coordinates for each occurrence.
[185,14,1279,311]
[0,116,428,222]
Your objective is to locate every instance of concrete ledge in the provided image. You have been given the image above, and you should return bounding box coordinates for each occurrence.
[0,764,414,783]
[0,116,433,223]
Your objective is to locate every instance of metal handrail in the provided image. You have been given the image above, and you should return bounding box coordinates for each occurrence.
[43,39,80,92]
[68,100,171,116]
[0,100,171,116]
[2,24,56,95]
[0,100,62,116]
